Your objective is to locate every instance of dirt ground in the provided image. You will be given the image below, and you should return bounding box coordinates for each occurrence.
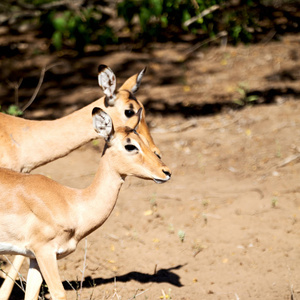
[1,32,300,300]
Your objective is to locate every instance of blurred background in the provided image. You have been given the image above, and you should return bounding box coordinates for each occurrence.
[0,0,299,118]
[1,1,300,300]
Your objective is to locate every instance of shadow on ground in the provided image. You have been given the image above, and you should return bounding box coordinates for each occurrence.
[0,264,184,299]
[63,264,184,291]
[144,87,300,118]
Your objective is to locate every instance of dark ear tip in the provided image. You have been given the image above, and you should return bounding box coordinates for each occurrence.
[98,64,108,73]
[92,107,102,116]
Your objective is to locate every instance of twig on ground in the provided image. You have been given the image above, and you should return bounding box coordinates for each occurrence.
[64,278,77,292]
[291,284,296,300]
[262,29,276,45]
[79,238,88,299]
[235,293,240,300]
[111,277,121,300]
[206,116,241,131]
[277,153,300,168]
[153,264,157,275]
[151,119,198,133]
[184,31,228,58]
[128,288,149,300]
[106,233,119,241]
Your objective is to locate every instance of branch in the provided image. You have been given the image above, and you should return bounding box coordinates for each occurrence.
[183,4,220,27]
[22,62,64,112]
[184,30,228,57]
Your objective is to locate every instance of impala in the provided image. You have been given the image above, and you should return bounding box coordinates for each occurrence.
[0,107,171,300]
[0,65,161,300]
[0,65,160,174]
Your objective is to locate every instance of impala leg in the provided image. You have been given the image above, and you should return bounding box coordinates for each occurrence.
[24,259,43,300]
[35,251,66,300]
[0,255,25,300]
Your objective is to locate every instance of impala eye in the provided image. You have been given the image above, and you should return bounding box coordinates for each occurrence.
[125,110,135,118]
[125,144,138,152]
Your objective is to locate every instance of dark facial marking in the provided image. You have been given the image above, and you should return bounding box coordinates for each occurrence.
[124,126,138,136]
[127,91,138,103]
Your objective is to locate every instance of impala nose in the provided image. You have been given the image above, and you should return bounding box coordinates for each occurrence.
[153,169,171,184]
[163,169,171,178]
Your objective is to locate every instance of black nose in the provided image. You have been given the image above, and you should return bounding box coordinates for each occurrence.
[163,170,171,178]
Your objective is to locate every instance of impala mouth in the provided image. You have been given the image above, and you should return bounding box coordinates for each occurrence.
[153,177,170,184]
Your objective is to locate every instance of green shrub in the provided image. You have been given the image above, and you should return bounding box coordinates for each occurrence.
[40,7,115,53]
[117,0,257,44]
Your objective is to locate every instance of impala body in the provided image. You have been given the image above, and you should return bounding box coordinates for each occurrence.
[0,108,171,300]
[0,65,161,300]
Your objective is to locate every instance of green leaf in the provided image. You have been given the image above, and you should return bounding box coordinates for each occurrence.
[52,31,62,50]
[236,87,246,97]
[139,7,152,31]
[7,105,23,116]
[53,17,67,32]
[232,25,242,39]
[182,9,191,24]
[161,15,168,28]
[150,0,163,16]
[247,95,259,102]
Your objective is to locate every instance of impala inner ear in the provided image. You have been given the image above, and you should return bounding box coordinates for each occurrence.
[98,65,117,106]
[92,107,114,141]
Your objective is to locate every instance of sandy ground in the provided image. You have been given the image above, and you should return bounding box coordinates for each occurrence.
[1,33,300,300]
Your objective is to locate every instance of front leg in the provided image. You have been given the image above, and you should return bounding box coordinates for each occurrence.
[25,259,43,300]
[34,250,66,300]
[0,255,25,300]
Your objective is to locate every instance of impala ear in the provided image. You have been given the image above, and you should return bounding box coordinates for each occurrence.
[92,107,114,141]
[126,108,142,131]
[98,65,117,106]
[119,67,146,94]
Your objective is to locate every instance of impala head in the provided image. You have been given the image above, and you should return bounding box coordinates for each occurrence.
[98,64,161,158]
[92,107,171,183]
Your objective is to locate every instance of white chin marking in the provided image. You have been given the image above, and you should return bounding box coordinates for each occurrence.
[154,178,167,184]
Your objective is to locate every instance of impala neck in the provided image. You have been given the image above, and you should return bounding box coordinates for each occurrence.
[20,98,104,172]
[76,150,124,240]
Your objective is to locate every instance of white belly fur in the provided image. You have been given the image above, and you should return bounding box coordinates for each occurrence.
[0,242,35,258]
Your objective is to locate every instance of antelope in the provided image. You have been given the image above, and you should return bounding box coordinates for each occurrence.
[0,65,160,174]
[0,65,161,299]
[0,107,171,300]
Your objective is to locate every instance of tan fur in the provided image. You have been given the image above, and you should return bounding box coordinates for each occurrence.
[0,73,159,173]
[0,68,160,300]
[0,112,171,300]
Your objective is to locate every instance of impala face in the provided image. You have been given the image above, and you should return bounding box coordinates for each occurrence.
[92,107,171,183]
[98,65,161,158]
